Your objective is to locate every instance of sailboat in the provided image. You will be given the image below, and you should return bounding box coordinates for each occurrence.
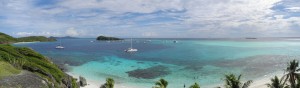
[124,38,137,52]
[55,39,64,49]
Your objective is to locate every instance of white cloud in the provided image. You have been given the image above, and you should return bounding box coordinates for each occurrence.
[142,32,158,37]
[2,0,300,38]
[286,7,300,12]
[13,31,59,37]
[59,0,184,13]
[65,28,79,36]
[14,32,34,37]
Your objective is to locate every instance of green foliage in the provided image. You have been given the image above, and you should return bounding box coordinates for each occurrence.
[72,78,79,88]
[96,36,123,41]
[104,78,115,88]
[0,61,21,79]
[0,32,16,44]
[281,59,300,88]
[0,32,56,44]
[154,78,168,88]
[223,74,252,88]
[16,47,45,59]
[0,45,65,86]
[266,76,289,88]
[17,36,56,42]
[189,82,200,88]
[0,45,24,58]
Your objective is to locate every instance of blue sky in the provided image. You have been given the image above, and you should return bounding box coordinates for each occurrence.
[0,0,300,38]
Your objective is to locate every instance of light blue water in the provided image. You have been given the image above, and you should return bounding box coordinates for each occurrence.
[13,38,300,88]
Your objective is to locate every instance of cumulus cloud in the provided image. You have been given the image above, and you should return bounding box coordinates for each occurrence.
[65,28,79,36]
[1,0,300,38]
[13,31,59,37]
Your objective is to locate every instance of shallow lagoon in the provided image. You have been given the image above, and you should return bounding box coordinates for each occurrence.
[14,38,300,87]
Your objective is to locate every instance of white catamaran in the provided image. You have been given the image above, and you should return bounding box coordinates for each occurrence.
[124,38,137,52]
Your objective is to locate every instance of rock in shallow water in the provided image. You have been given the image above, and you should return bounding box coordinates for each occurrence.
[126,65,170,79]
[79,76,87,87]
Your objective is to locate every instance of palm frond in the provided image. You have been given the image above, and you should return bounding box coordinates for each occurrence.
[242,80,252,88]
[238,74,242,81]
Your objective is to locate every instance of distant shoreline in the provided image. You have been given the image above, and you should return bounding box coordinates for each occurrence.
[13,41,41,44]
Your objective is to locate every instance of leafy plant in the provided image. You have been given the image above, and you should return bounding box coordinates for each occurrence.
[223,74,252,88]
[266,76,289,88]
[154,78,168,88]
[190,82,200,88]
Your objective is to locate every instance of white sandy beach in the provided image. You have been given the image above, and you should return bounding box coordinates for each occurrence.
[67,72,143,88]
[67,71,285,88]
[249,71,284,88]
[13,41,40,44]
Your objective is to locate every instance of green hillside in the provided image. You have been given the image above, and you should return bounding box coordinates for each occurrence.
[0,61,21,79]
[0,32,56,44]
[17,36,56,42]
[0,45,78,88]
[0,32,17,44]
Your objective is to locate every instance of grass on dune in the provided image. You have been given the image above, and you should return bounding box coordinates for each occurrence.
[0,61,21,79]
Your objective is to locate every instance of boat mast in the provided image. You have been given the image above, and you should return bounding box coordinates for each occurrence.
[60,39,62,46]
[130,38,133,48]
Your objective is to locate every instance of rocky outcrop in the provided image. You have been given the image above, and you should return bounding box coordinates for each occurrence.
[62,73,78,88]
[100,84,106,88]
[0,71,48,88]
[0,70,79,88]
[0,35,78,88]
[79,76,87,87]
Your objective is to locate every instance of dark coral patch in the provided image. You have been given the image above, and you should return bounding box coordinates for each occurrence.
[126,65,170,79]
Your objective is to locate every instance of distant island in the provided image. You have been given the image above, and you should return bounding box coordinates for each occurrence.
[96,36,123,41]
[50,36,78,39]
[17,36,56,42]
[0,32,56,44]
[245,37,257,39]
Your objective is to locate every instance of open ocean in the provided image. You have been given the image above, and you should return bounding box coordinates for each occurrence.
[13,38,300,88]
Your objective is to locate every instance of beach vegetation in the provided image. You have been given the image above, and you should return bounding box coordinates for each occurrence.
[281,60,300,88]
[221,74,252,88]
[189,82,200,88]
[154,78,168,88]
[101,78,115,88]
[266,76,289,88]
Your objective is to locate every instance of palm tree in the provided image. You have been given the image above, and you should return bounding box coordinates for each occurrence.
[266,76,289,88]
[281,60,300,88]
[101,78,114,88]
[154,78,168,88]
[189,82,200,88]
[223,74,252,88]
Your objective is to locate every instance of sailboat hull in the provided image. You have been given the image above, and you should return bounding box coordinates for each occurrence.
[125,48,138,52]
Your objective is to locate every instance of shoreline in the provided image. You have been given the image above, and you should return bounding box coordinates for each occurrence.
[66,72,100,88]
[13,41,40,44]
[66,72,144,88]
[66,71,284,88]
[250,71,284,88]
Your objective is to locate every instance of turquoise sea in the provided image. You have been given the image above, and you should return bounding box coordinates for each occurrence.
[14,38,300,88]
